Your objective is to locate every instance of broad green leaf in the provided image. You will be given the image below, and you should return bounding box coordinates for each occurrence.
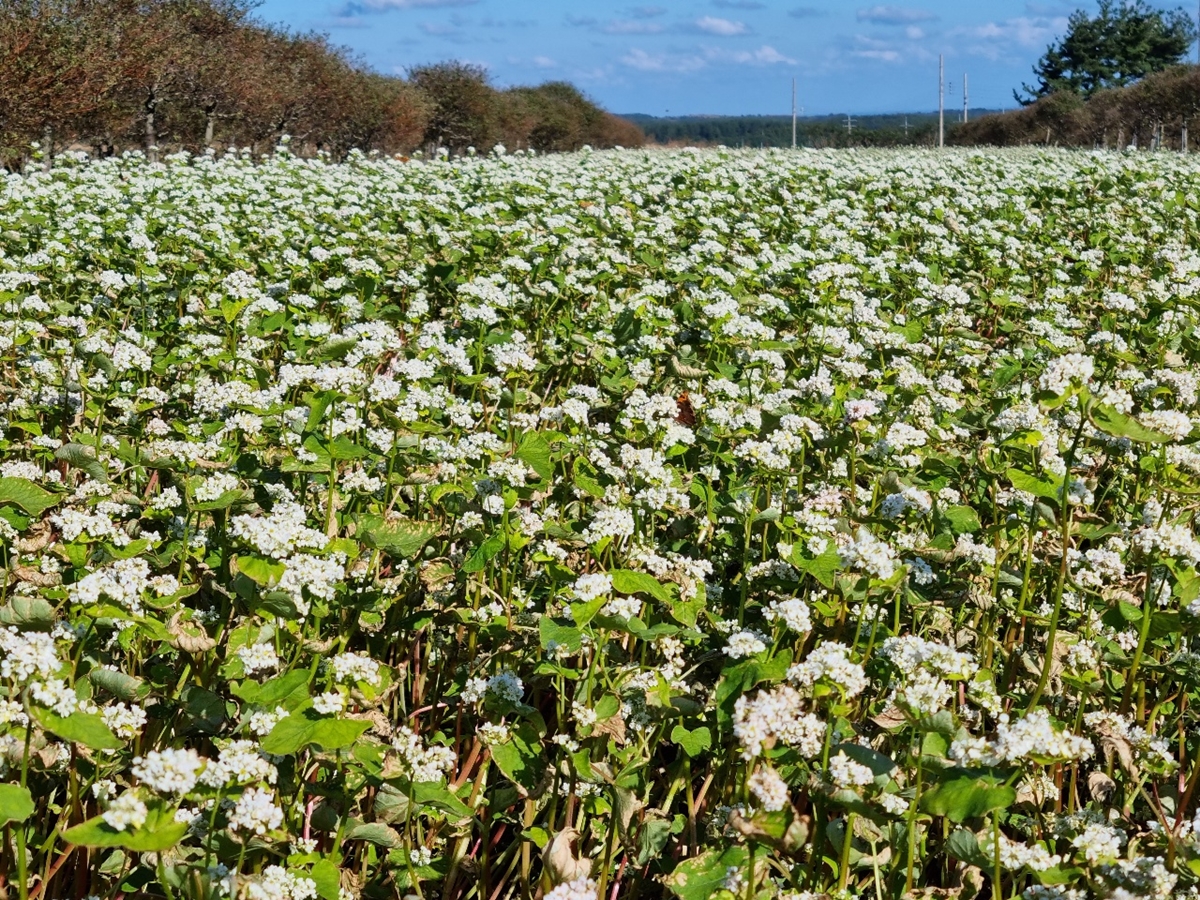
[461,531,506,573]
[409,781,472,819]
[309,717,372,750]
[310,859,341,900]
[55,444,109,484]
[88,668,148,702]
[262,712,370,755]
[0,478,56,515]
[1006,467,1061,502]
[670,725,712,758]
[63,803,188,852]
[0,596,55,630]
[610,569,671,603]
[539,618,582,654]
[791,542,840,589]
[515,432,553,481]
[32,709,123,751]
[942,505,982,535]
[489,723,545,794]
[662,845,750,900]
[921,771,1016,823]
[234,555,285,586]
[1091,404,1174,443]
[360,518,438,559]
[345,822,402,847]
[0,785,34,825]
[233,669,311,707]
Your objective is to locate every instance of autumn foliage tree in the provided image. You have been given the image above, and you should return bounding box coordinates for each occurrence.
[0,0,642,166]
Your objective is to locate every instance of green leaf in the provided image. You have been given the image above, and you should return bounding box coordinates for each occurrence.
[0,785,34,825]
[539,618,582,654]
[345,822,402,847]
[942,505,982,535]
[610,569,671,603]
[310,717,372,750]
[663,845,750,900]
[489,723,546,794]
[360,518,438,560]
[945,829,990,869]
[0,478,56,515]
[921,770,1017,823]
[791,542,840,589]
[461,531,506,574]
[233,669,310,708]
[1006,467,1061,502]
[234,555,285,586]
[515,432,553,481]
[310,859,341,900]
[409,781,472,819]
[1091,404,1174,443]
[261,712,370,755]
[670,725,712,758]
[312,336,358,363]
[568,596,606,628]
[0,596,55,630]
[32,709,123,750]
[63,803,188,852]
[88,668,148,702]
[55,443,109,483]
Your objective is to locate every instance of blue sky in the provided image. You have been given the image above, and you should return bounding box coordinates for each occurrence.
[254,0,1189,116]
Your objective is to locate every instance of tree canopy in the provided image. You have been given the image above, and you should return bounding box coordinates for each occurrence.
[1018,0,1197,104]
[0,0,642,166]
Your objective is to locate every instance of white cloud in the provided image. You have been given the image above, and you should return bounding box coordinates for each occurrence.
[854,48,902,62]
[856,5,935,25]
[958,16,1066,48]
[339,0,476,12]
[619,42,792,73]
[620,48,708,72]
[905,25,924,39]
[727,44,796,65]
[532,56,557,68]
[695,16,748,36]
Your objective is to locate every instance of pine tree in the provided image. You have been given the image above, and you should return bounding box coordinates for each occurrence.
[1018,0,1197,104]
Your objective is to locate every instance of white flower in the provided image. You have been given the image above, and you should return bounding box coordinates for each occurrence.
[312,692,347,715]
[228,787,283,835]
[238,643,280,676]
[102,791,147,832]
[829,751,874,789]
[132,748,205,795]
[748,766,790,811]
[545,878,597,900]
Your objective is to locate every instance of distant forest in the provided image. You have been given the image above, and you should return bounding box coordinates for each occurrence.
[627,111,1001,149]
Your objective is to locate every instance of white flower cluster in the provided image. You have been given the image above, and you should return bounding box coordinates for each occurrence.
[732,684,824,760]
[788,642,867,697]
[950,710,1093,766]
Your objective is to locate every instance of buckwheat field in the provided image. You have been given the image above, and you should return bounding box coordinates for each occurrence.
[1,145,1199,900]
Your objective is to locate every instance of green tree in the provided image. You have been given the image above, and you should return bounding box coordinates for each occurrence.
[1018,0,1196,104]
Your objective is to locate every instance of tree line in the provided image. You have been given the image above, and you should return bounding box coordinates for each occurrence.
[0,0,644,168]
[957,0,1199,148]
[955,64,1200,149]
[627,113,962,149]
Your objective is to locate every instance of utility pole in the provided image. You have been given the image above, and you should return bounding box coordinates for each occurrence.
[845,115,855,136]
[963,72,968,123]
[790,79,796,149]
[904,116,910,138]
[936,54,945,148]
